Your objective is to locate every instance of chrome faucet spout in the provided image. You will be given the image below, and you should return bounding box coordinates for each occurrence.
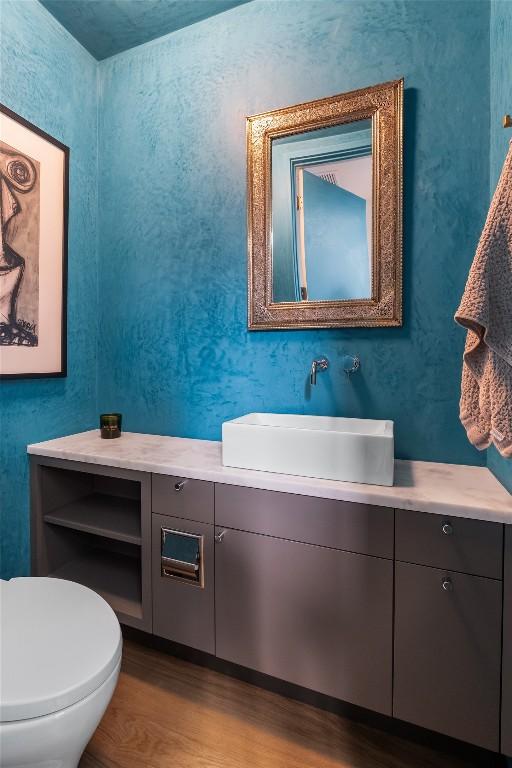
[310,360,317,386]
[310,357,329,386]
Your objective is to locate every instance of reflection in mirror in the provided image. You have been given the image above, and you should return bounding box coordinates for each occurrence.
[272,120,372,303]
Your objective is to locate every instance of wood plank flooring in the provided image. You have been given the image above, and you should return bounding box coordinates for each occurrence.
[81,639,491,768]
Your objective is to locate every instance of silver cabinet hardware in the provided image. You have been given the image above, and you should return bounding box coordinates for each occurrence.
[161,527,204,587]
[442,577,453,592]
[442,522,453,536]
[215,530,227,544]
[162,557,198,579]
[174,480,187,492]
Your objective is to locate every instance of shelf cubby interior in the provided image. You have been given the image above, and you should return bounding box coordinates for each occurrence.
[38,464,144,621]
[46,526,143,620]
[40,464,141,544]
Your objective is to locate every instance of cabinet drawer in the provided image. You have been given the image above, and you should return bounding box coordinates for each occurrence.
[215,527,393,714]
[395,508,503,579]
[394,561,502,751]
[215,484,393,558]
[152,514,215,653]
[152,474,214,524]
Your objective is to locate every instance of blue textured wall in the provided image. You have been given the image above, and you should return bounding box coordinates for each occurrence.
[487,0,512,493]
[0,0,99,578]
[98,0,489,466]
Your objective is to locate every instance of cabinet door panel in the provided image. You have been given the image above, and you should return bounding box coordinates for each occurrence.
[394,562,502,751]
[215,528,393,714]
[503,526,512,757]
[152,513,215,653]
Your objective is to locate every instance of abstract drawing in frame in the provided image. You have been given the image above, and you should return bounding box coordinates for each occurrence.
[0,104,68,378]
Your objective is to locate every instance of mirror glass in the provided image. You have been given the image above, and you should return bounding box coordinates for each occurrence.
[271,119,372,303]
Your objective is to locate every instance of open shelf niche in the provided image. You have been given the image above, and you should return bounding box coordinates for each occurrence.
[31,457,152,632]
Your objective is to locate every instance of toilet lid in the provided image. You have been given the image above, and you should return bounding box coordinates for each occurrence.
[0,577,122,722]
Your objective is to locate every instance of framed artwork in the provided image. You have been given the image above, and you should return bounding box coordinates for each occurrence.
[0,104,68,378]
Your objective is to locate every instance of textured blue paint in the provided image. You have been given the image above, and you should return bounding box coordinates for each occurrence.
[38,0,252,60]
[487,0,512,494]
[97,0,490,466]
[0,0,99,578]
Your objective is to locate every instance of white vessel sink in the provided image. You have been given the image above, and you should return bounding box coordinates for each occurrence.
[222,413,394,487]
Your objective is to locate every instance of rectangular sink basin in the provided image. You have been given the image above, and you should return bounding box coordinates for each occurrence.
[222,413,394,486]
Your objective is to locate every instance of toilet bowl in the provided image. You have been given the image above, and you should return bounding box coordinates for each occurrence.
[0,577,122,768]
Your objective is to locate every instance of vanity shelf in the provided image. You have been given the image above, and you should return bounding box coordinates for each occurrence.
[44,493,142,545]
[50,549,143,620]
[31,456,152,633]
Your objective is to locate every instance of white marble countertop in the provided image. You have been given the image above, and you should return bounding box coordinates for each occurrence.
[28,430,512,525]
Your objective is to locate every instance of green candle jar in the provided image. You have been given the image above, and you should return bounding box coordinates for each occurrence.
[100,413,122,439]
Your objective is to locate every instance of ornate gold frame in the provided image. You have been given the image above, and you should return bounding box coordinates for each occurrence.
[247,79,403,329]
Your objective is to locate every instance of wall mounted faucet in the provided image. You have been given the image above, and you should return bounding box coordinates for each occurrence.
[310,357,329,386]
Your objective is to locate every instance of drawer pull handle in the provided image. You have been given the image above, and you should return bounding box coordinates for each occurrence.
[174,480,187,492]
[442,577,453,592]
[441,522,453,536]
[215,530,226,544]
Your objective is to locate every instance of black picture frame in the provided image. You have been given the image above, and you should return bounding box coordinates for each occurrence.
[0,103,69,379]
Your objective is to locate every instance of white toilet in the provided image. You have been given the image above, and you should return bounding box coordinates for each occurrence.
[0,577,122,768]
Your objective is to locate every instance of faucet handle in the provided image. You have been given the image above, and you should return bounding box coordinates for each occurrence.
[343,355,360,376]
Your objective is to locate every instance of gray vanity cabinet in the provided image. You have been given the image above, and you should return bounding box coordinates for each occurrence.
[31,454,512,757]
[503,526,512,757]
[394,561,502,751]
[214,526,393,715]
[152,513,215,653]
[151,474,215,654]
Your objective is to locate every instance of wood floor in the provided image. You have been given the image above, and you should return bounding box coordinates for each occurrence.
[81,639,490,768]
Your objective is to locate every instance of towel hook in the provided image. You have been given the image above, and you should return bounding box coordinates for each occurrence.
[503,114,512,128]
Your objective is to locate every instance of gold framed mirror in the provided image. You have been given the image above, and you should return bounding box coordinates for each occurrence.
[247,79,403,329]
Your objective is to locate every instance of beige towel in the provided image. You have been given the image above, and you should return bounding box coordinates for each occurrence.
[455,141,512,457]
